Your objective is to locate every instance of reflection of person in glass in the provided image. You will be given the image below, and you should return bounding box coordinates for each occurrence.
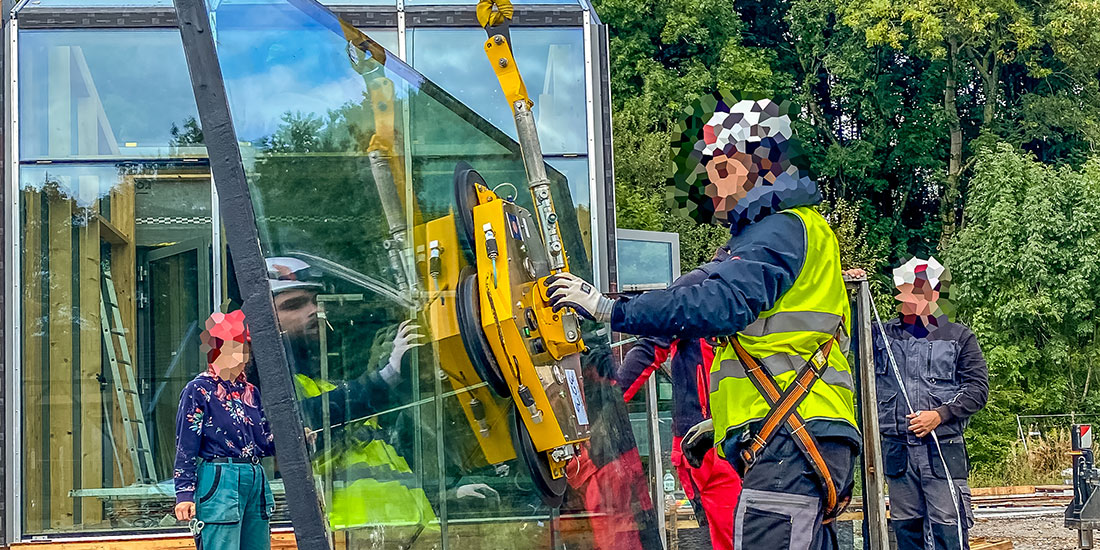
[265,257,500,530]
[173,310,276,550]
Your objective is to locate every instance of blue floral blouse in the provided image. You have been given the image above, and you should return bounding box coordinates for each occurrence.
[173,372,275,503]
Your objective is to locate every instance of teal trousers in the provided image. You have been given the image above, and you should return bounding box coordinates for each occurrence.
[194,461,274,550]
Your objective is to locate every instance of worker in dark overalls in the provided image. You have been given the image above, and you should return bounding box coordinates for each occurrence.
[873,256,989,550]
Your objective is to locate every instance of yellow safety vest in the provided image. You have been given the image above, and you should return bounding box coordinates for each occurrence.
[709,206,858,456]
[293,373,437,528]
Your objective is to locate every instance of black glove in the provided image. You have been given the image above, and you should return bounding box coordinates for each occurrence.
[681,419,714,469]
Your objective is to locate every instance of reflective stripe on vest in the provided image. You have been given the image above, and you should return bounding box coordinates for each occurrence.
[709,206,859,456]
[710,354,855,394]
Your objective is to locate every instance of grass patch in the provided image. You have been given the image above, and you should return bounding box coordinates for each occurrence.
[969,429,1071,487]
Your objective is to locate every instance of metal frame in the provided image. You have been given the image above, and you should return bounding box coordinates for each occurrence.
[172,0,330,548]
[849,276,889,550]
[613,227,679,549]
[3,2,23,543]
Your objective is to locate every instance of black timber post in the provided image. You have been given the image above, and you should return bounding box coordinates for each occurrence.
[171,1,331,548]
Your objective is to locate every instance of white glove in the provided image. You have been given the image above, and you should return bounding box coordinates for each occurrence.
[545,272,615,323]
[456,483,500,501]
[379,320,424,386]
[681,419,714,469]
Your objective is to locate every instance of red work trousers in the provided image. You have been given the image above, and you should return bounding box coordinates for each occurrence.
[672,436,742,550]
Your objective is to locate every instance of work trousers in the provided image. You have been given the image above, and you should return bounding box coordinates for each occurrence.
[672,436,742,550]
[722,432,855,550]
[193,461,274,550]
[883,439,974,550]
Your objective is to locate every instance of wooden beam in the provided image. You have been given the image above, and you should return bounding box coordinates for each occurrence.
[971,486,1036,497]
[109,176,138,484]
[971,537,1014,550]
[78,200,104,527]
[47,46,72,158]
[22,190,46,532]
[96,214,129,247]
[47,191,76,529]
[70,47,120,157]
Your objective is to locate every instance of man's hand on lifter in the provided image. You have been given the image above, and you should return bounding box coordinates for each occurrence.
[545,272,615,323]
[175,501,196,521]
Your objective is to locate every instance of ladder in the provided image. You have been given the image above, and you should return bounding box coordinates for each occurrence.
[100,260,157,485]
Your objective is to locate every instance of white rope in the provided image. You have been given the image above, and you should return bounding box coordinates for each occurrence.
[870,297,966,550]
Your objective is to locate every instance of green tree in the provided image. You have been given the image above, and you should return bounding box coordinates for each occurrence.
[946,143,1100,468]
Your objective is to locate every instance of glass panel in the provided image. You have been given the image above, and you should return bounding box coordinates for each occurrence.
[616,239,674,288]
[19,0,394,6]
[407,0,580,5]
[547,156,591,258]
[410,28,588,155]
[18,30,203,161]
[205,0,658,547]
[17,161,228,534]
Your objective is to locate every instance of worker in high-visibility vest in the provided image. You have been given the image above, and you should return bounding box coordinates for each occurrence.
[266,257,500,532]
[548,95,859,550]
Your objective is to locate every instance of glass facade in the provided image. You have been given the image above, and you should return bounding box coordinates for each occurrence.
[6,0,645,547]
[408,28,588,156]
[18,29,201,160]
[201,1,654,547]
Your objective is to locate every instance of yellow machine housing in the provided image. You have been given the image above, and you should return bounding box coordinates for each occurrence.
[469,183,590,481]
[417,216,516,466]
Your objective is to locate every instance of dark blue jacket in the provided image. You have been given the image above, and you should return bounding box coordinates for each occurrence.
[615,263,719,438]
[610,211,805,339]
[873,318,988,444]
[609,210,859,445]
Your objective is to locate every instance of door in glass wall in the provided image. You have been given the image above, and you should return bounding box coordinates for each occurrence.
[141,237,211,482]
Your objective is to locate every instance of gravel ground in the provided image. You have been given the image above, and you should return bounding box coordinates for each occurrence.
[970,515,1077,550]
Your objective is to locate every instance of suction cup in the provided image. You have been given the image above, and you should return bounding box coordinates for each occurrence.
[512,408,568,508]
[453,161,486,262]
[455,265,511,397]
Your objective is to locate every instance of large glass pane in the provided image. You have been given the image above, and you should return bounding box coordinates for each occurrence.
[19,0,394,6]
[407,0,580,5]
[410,28,588,155]
[206,0,659,548]
[16,161,252,534]
[18,30,203,161]
[547,156,591,257]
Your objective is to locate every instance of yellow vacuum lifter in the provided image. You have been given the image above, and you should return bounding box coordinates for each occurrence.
[446,0,593,506]
[346,31,519,468]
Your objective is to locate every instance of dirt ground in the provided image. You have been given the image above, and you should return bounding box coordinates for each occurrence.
[970,515,1078,550]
